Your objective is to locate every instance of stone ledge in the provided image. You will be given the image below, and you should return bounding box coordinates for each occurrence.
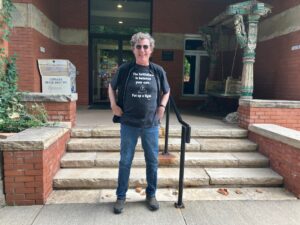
[0,126,70,151]
[239,99,300,108]
[249,124,300,150]
[21,92,78,102]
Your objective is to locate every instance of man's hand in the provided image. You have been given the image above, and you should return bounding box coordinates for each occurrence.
[111,104,123,116]
[108,84,123,116]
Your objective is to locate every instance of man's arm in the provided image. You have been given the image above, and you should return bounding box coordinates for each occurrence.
[157,90,170,119]
[108,84,123,116]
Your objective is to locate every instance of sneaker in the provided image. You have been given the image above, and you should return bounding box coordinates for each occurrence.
[113,199,125,214]
[146,196,159,211]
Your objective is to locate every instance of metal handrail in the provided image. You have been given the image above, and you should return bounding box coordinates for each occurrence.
[163,96,191,208]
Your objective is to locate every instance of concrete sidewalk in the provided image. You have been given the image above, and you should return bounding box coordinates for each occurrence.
[1,200,300,225]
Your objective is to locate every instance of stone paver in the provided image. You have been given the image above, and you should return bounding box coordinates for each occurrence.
[165,125,248,138]
[232,152,269,167]
[196,138,257,152]
[61,152,96,167]
[0,205,42,225]
[53,168,209,189]
[61,152,269,168]
[67,138,200,152]
[205,168,283,186]
[46,187,296,205]
[1,201,300,225]
[182,201,300,225]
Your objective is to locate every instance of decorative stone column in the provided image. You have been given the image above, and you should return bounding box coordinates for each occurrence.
[201,1,271,99]
[234,14,261,99]
[202,27,220,80]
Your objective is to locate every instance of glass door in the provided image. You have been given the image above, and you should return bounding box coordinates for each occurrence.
[183,54,210,95]
[91,37,134,104]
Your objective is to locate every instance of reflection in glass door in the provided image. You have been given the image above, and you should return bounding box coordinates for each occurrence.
[91,38,134,104]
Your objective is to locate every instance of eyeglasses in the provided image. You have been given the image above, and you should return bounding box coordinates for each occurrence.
[135,45,149,50]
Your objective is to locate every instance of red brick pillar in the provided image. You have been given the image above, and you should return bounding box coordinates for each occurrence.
[22,93,77,127]
[238,99,300,131]
[1,127,70,205]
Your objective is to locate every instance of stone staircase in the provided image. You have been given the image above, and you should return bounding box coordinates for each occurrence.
[52,125,285,196]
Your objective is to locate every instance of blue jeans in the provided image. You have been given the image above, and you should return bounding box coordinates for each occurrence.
[116,124,159,200]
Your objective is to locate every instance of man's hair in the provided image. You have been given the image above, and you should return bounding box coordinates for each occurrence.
[130,32,155,49]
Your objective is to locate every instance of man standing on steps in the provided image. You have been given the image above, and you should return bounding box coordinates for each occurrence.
[108,32,170,214]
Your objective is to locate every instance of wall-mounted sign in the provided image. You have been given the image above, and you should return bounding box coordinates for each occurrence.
[161,50,174,61]
[291,45,300,51]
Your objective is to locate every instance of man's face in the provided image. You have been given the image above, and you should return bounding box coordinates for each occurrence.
[132,38,153,66]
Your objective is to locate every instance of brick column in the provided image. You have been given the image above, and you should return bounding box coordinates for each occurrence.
[238,99,300,131]
[21,93,78,127]
[1,127,70,205]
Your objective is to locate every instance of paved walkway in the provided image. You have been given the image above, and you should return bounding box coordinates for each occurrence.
[1,200,300,225]
[75,106,236,128]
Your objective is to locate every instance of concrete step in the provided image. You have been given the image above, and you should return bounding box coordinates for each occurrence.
[61,152,269,168]
[71,126,248,138]
[196,138,257,152]
[67,138,256,152]
[53,168,209,189]
[67,138,201,152]
[53,167,283,189]
[206,168,283,186]
[166,125,248,138]
[71,126,163,138]
[46,187,297,204]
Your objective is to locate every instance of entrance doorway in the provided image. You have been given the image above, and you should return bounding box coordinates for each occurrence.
[89,0,152,105]
[90,36,134,103]
[182,36,210,96]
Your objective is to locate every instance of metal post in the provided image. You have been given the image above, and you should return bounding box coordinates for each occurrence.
[163,100,170,155]
[175,126,186,208]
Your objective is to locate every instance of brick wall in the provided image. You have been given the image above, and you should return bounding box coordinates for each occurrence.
[151,0,231,104]
[9,28,36,91]
[24,101,76,127]
[152,0,229,33]
[255,30,300,100]
[22,93,78,127]
[45,101,76,127]
[58,0,88,105]
[254,0,300,100]
[58,0,88,28]
[238,100,300,131]
[249,131,300,198]
[9,28,61,92]
[10,0,87,104]
[3,131,70,205]
[60,46,89,105]
[152,50,184,102]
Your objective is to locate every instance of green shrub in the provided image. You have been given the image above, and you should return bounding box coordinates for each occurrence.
[0,57,48,132]
[0,0,48,132]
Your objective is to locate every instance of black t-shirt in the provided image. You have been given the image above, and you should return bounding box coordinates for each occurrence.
[111,63,170,128]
